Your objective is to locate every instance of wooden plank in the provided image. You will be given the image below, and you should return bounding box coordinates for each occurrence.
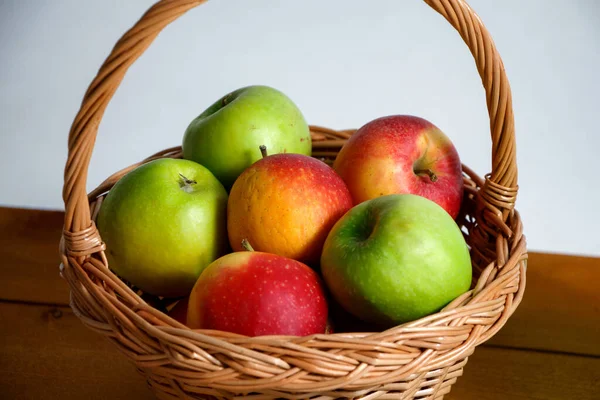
[1,301,599,400]
[1,207,599,355]
[0,207,70,305]
[447,347,600,400]
[486,252,600,356]
[0,301,152,399]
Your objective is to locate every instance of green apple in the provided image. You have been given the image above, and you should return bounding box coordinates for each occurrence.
[320,194,472,326]
[182,85,312,189]
[97,158,228,297]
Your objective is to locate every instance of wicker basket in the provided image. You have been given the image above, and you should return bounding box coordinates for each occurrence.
[60,0,527,398]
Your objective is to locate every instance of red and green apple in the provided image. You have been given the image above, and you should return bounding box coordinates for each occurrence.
[187,248,329,337]
[333,115,464,219]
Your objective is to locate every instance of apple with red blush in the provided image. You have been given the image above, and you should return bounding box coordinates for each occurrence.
[187,241,329,337]
[227,149,353,266]
[333,115,464,219]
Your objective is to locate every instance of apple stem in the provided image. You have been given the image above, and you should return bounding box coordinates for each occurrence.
[241,239,255,252]
[221,92,233,106]
[179,173,197,185]
[414,169,438,182]
[259,145,268,158]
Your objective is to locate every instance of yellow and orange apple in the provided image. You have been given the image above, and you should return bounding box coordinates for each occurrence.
[333,115,463,219]
[227,153,353,266]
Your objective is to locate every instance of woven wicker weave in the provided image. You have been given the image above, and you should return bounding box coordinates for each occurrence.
[60,0,527,399]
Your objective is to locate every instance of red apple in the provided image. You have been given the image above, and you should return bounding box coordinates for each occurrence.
[187,249,329,337]
[333,115,463,218]
[227,152,353,266]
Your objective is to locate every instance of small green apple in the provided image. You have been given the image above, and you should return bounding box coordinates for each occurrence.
[97,158,228,297]
[320,194,472,326]
[182,85,312,189]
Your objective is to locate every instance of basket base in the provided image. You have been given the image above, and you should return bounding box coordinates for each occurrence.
[139,356,467,400]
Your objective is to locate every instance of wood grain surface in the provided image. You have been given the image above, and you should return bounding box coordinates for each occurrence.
[1,207,599,399]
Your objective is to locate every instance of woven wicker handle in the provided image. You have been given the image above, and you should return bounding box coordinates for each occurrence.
[63,0,517,235]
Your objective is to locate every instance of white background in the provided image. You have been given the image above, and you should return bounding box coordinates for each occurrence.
[1,0,599,256]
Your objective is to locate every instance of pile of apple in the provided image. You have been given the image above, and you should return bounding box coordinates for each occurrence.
[97,85,472,337]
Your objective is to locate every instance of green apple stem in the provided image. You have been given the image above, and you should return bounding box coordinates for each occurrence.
[414,169,438,182]
[179,173,197,185]
[241,239,255,252]
[221,92,234,106]
[259,145,268,158]
[179,173,197,193]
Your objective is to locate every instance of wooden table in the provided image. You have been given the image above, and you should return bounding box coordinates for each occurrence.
[1,207,599,399]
